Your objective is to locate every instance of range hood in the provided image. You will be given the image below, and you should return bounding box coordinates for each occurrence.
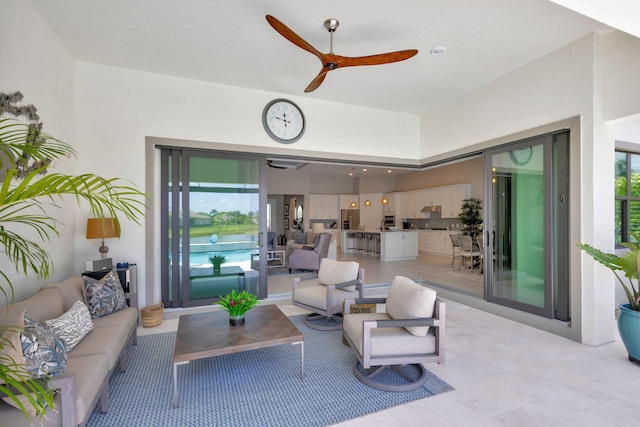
[420,205,442,213]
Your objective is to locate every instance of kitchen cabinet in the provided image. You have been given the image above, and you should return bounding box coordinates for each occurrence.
[339,194,357,210]
[382,192,399,215]
[441,184,471,218]
[418,231,456,256]
[309,194,338,220]
[381,231,418,261]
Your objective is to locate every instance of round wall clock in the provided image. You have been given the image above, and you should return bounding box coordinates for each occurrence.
[509,146,533,166]
[262,99,305,144]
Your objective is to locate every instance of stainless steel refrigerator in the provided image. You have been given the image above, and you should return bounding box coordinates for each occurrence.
[341,209,360,230]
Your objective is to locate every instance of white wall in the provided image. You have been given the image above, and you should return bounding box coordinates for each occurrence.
[0,0,77,301]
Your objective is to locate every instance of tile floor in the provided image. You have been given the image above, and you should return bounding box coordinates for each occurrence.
[145,253,638,427]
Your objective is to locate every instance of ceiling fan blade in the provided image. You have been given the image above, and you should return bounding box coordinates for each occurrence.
[266,15,323,62]
[304,69,330,93]
[336,49,419,68]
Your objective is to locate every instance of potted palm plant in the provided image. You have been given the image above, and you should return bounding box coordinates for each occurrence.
[0,91,146,420]
[577,238,640,362]
[209,255,226,273]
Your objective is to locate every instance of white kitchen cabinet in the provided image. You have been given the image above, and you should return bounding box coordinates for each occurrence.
[441,184,471,218]
[424,189,442,207]
[339,194,357,210]
[381,231,418,261]
[382,192,399,215]
[418,231,457,256]
[309,194,338,220]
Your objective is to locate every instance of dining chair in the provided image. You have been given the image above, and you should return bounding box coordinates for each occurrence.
[475,235,484,274]
[458,235,481,271]
[449,234,462,268]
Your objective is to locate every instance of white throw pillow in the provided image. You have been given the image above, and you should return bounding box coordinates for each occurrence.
[385,276,436,337]
[45,300,94,351]
[317,259,359,291]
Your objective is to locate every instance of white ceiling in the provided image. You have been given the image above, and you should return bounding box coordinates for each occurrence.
[29,0,622,115]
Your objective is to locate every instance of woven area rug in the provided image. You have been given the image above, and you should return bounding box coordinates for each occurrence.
[87,315,453,427]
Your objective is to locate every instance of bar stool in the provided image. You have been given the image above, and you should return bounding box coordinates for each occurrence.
[364,233,374,255]
[355,232,364,252]
[372,234,381,257]
[346,232,356,253]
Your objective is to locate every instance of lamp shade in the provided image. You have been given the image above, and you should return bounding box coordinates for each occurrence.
[311,223,325,233]
[86,218,121,239]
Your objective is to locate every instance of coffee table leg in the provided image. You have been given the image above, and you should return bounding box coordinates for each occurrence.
[173,361,189,407]
[293,341,304,379]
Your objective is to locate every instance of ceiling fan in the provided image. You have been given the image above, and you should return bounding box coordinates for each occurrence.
[266,15,418,92]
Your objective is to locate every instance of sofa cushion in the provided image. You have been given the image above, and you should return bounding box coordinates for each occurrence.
[70,324,131,368]
[91,306,138,330]
[42,277,86,312]
[22,313,68,378]
[45,301,93,352]
[0,288,64,325]
[385,276,436,337]
[83,271,127,318]
[0,309,28,383]
[317,259,359,291]
[64,353,111,425]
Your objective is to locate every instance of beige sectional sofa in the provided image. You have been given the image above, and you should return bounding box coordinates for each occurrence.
[0,277,138,427]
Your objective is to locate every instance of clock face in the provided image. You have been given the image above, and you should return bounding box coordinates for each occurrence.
[262,99,305,144]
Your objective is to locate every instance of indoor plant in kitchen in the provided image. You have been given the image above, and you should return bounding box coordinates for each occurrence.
[577,238,640,362]
[458,198,482,238]
[216,290,258,326]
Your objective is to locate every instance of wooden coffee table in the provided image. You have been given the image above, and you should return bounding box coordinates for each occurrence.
[172,305,304,406]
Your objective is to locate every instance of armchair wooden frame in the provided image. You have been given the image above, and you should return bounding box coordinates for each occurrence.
[343,296,445,392]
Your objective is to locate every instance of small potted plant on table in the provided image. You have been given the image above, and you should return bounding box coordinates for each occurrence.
[578,237,640,362]
[209,255,226,273]
[216,290,258,326]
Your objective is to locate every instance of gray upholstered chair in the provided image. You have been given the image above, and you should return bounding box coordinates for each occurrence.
[292,258,364,330]
[288,232,331,273]
[342,276,445,391]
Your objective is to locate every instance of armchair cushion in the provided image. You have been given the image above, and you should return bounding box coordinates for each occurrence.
[385,276,436,337]
[343,312,437,358]
[294,233,308,244]
[318,258,359,291]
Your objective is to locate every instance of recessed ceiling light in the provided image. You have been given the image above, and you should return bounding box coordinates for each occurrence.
[349,172,353,176]
[362,168,367,172]
[430,46,446,56]
[387,170,392,173]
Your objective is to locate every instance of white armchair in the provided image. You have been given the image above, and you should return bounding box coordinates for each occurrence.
[342,276,445,391]
[292,258,364,330]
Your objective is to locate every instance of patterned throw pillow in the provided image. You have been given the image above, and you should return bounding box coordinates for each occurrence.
[82,270,128,318]
[45,301,94,351]
[21,313,68,378]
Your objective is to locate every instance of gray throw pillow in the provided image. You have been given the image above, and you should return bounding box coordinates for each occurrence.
[22,313,68,378]
[83,270,128,318]
[295,233,307,244]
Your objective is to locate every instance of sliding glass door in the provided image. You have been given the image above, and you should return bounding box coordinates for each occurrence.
[484,132,569,320]
[160,148,268,308]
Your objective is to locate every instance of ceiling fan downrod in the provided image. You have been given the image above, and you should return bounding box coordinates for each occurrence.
[324,18,339,69]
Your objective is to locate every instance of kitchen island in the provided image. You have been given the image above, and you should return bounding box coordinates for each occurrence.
[341,230,419,261]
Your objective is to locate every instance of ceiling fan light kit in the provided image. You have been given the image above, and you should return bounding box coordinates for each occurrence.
[266,15,418,92]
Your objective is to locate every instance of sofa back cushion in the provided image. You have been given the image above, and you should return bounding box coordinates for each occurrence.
[386,276,436,337]
[42,277,86,312]
[0,288,63,325]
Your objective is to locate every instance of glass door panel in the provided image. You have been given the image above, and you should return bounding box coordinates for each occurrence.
[161,149,267,308]
[485,132,569,320]
[489,144,546,310]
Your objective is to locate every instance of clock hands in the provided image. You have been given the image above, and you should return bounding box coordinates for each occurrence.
[272,113,291,127]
